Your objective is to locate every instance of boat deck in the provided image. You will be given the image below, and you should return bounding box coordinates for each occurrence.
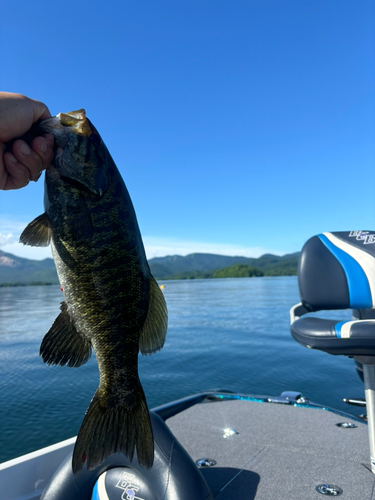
[166,398,375,499]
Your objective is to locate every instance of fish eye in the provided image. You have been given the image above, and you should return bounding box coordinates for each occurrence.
[89,133,101,145]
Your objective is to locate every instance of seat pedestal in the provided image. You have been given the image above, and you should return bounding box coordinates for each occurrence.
[356,357,375,473]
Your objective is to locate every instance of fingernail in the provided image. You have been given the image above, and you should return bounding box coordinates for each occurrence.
[8,154,17,163]
[39,141,48,153]
[21,143,31,155]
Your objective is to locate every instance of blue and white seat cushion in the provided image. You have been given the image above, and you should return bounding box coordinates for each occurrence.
[290,231,375,356]
[297,231,375,312]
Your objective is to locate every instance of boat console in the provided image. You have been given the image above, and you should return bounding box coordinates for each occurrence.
[290,230,375,471]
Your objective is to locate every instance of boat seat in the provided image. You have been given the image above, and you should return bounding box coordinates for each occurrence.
[290,231,375,356]
[290,231,375,472]
[290,316,375,356]
[41,411,213,500]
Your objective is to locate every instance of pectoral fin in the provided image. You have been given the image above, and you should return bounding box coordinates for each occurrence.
[40,302,92,367]
[19,213,52,247]
[139,275,168,355]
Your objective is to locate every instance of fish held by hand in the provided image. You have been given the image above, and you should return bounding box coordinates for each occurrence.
[19,109,168,473]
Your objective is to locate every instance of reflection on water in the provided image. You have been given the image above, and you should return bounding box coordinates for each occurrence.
[0,277,363,463]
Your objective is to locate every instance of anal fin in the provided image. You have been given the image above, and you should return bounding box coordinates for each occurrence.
[40,301,92,367]
[139,275,168,355]
[19,213,52,247]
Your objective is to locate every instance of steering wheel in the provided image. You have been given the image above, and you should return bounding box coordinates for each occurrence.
[41,411,213,500]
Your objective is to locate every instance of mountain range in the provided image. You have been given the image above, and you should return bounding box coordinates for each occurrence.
[0,249,299,285]
[0,250,58,285]
[148,252,299,279]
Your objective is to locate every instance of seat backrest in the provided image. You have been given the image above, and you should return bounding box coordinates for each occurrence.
[298,231,375,312]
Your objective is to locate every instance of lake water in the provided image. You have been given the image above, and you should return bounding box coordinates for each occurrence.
[0,276,364,464]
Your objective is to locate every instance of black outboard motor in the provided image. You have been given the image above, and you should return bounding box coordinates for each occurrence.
[41,412,213,500]
[290,231,375,471]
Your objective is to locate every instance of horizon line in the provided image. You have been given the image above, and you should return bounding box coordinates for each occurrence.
[0,247,299,263]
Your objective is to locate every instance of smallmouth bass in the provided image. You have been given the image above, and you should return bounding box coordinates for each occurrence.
[20,109,168,474]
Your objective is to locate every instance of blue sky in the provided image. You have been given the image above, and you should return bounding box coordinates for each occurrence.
[1,1,374,261]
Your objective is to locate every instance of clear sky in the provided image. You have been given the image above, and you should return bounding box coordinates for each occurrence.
[1,1,374,261]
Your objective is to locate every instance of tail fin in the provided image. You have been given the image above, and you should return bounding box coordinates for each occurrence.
[72,386,154,474]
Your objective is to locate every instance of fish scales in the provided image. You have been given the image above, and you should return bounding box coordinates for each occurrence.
[20,109,167,474]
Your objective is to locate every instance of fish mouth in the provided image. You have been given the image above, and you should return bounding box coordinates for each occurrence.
[40,109,91,147]
[42,109,107,196]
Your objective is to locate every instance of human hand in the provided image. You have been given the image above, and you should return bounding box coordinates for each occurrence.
[0,92,55,190]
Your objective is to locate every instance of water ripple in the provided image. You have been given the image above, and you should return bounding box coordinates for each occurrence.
[0,277,364,463]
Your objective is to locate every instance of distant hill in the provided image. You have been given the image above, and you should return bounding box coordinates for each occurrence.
[241,252,300,276]
[167,264,266,280]
[0,250,299,286]
[0,250,58,285]
[148,252,300,279]
[148,253,249,279]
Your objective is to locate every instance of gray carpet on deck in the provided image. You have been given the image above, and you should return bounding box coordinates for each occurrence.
[166,399,375,499]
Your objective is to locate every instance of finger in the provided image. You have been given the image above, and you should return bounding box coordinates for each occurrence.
[2,152,31,190]
[0,93,52,142]
[12,139,45,182]
[0,143,9,189]
[38,108,52,120]
[31,133,54,170]
[30,97,51,122]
